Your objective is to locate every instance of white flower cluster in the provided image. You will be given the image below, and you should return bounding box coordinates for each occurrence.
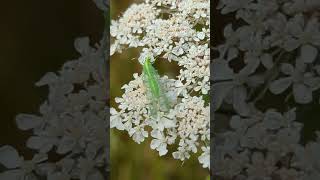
[110,0,210,168]
[213,0,320,179]
[0,37,108,180]
[0,1,109,179]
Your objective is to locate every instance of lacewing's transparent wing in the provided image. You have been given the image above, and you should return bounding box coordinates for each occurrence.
[142,57,170,117]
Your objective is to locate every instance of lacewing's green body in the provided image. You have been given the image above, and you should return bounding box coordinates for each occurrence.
[143,57,169,116]
[143,58,161,99]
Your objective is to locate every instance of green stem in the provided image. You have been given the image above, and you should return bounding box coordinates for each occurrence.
[253,50,285,103]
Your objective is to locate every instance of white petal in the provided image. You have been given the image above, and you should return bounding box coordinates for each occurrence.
[212,82,233,111]
[301,44,318,63]
[150,139,161,149]
[158,144,168,156]
[261,53,273,69]
[232,86,249,116]
[163,118,176,128]
[281,63,294,75]
[0,146,21,169]
[293,83,313,104]
[74,37,91,55]
[32,153,48,163]
[15,114,42,130]
[269,77,292,94]
[227,47,239,61]
[283,38,300,51]
[27,136,54,153]
[57,137,75,154]
[35,72,58,86]
[197,32,205,40]
[212,60,234,81]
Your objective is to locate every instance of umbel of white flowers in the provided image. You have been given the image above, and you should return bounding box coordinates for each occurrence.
[212,0,320,179]
[110,0,210,169]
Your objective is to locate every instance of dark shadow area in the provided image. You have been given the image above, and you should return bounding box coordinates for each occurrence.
[0,0,104,160]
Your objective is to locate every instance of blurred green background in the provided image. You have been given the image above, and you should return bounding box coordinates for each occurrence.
[110,1,209,180]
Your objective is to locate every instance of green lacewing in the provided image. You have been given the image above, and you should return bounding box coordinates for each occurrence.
[142,57,170,117]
